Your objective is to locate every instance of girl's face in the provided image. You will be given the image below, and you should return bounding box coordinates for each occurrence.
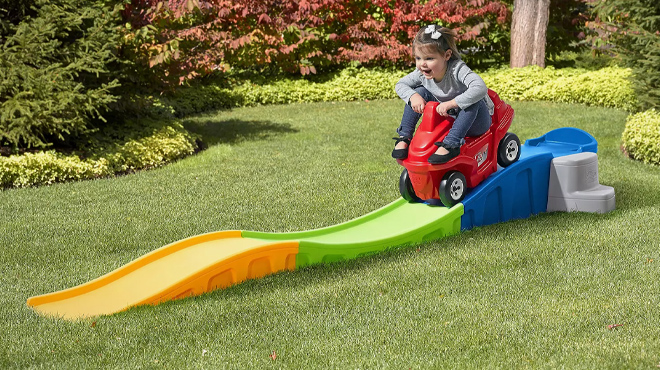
[414,45,452,82]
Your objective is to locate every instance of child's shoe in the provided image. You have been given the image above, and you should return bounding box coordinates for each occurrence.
[428,142,460,164]
[391,137,411,159]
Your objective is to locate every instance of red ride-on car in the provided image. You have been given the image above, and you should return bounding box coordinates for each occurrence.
[398,89,520,207]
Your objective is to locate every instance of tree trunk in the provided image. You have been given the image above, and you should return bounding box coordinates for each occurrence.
[510,0,551,68]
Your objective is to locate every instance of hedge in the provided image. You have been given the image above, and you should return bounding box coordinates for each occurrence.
[161,66,637,118]
[0,120,198,188]
[515,67,634,111]
[0,65,643,189]
[621,110,660,166]
[157,68,407,117]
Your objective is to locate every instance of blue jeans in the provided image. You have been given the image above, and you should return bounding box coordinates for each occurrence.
[396,86,491,147]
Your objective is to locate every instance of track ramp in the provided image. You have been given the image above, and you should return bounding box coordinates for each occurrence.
[27,128,597,320]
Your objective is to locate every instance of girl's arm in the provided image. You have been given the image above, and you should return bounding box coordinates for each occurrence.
[395,70,423,104]
[452,62,488,110]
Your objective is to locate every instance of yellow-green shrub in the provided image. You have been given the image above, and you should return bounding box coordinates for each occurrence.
[481,66,581,101]
[163,66,636,117]
[0,152,110,188]
[104,122,198,172]
[521,67,637,111]
[2,65,642,188]
[621,109,660,166]
[0,120,198,188]
[237,68,405,105]
[482,66,637,111]
[162,68,407,116]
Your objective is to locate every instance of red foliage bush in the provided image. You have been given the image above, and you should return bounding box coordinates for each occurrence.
[120,0,510,86]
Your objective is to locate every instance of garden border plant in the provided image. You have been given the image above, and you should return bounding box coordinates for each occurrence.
[159,65,637,117]
[622,109,660,166]
[0,65,645,189]
[0,119,198,188]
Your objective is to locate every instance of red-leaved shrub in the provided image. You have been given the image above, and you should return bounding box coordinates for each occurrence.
[120,0,510,86]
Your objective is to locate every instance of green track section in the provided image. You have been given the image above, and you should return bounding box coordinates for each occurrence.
[243,198,464,268]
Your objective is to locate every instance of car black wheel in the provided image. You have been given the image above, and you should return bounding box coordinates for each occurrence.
[438,171,467,207]
[497,133,521,167]
[399,169,421,202]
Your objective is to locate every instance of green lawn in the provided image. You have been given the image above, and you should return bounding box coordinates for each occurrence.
[2,99,659,369]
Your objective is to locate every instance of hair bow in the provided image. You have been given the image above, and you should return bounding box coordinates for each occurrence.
[424,25,442,40]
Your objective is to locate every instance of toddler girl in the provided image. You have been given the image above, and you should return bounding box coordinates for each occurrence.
[392,25,494,164]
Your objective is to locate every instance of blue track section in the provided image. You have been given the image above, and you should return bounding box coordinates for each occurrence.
[460,128,598,230]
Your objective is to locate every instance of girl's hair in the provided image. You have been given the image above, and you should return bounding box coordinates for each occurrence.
[413,25,461,60]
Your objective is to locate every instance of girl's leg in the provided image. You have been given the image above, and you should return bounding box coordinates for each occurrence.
[396,86,438,140]
[442,99,491,147]
[429,99,491,164]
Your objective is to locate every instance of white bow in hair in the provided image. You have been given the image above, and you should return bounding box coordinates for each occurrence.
[424,25,442,40]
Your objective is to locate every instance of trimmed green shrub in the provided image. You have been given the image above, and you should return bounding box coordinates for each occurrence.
[622,109,660,166]
[0,151,110,188]
[1,65,640,189]
[595,0,660,111]
[0,0,122,149]
[161,66,636,117]
[0,120,198,188]
[520,67,637,111]
[102,120,198,173]
[481,66,580,102]
[239,68,406,106]
[481,66,637,111]
[160,68,407,117]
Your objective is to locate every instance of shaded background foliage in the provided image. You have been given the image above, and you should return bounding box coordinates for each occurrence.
[545,0,592,60]
[0,0,123,149]
[0,0,646,152]
[595,0,660,110]
[0,0,37,32]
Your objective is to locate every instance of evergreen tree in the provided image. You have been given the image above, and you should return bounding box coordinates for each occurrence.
[0,0,122,149]
[596,0,660,110]
[0,0,37,34]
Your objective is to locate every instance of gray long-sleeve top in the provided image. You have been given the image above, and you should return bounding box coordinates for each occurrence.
[395,59,494,115]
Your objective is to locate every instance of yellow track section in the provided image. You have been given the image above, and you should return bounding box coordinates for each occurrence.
[27,231,298,319]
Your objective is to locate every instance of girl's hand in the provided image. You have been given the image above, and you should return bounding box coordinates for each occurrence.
[436,100,459,116]
[410,94,426,114]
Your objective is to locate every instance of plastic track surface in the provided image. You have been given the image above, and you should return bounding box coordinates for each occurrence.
[27,128,597,320]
